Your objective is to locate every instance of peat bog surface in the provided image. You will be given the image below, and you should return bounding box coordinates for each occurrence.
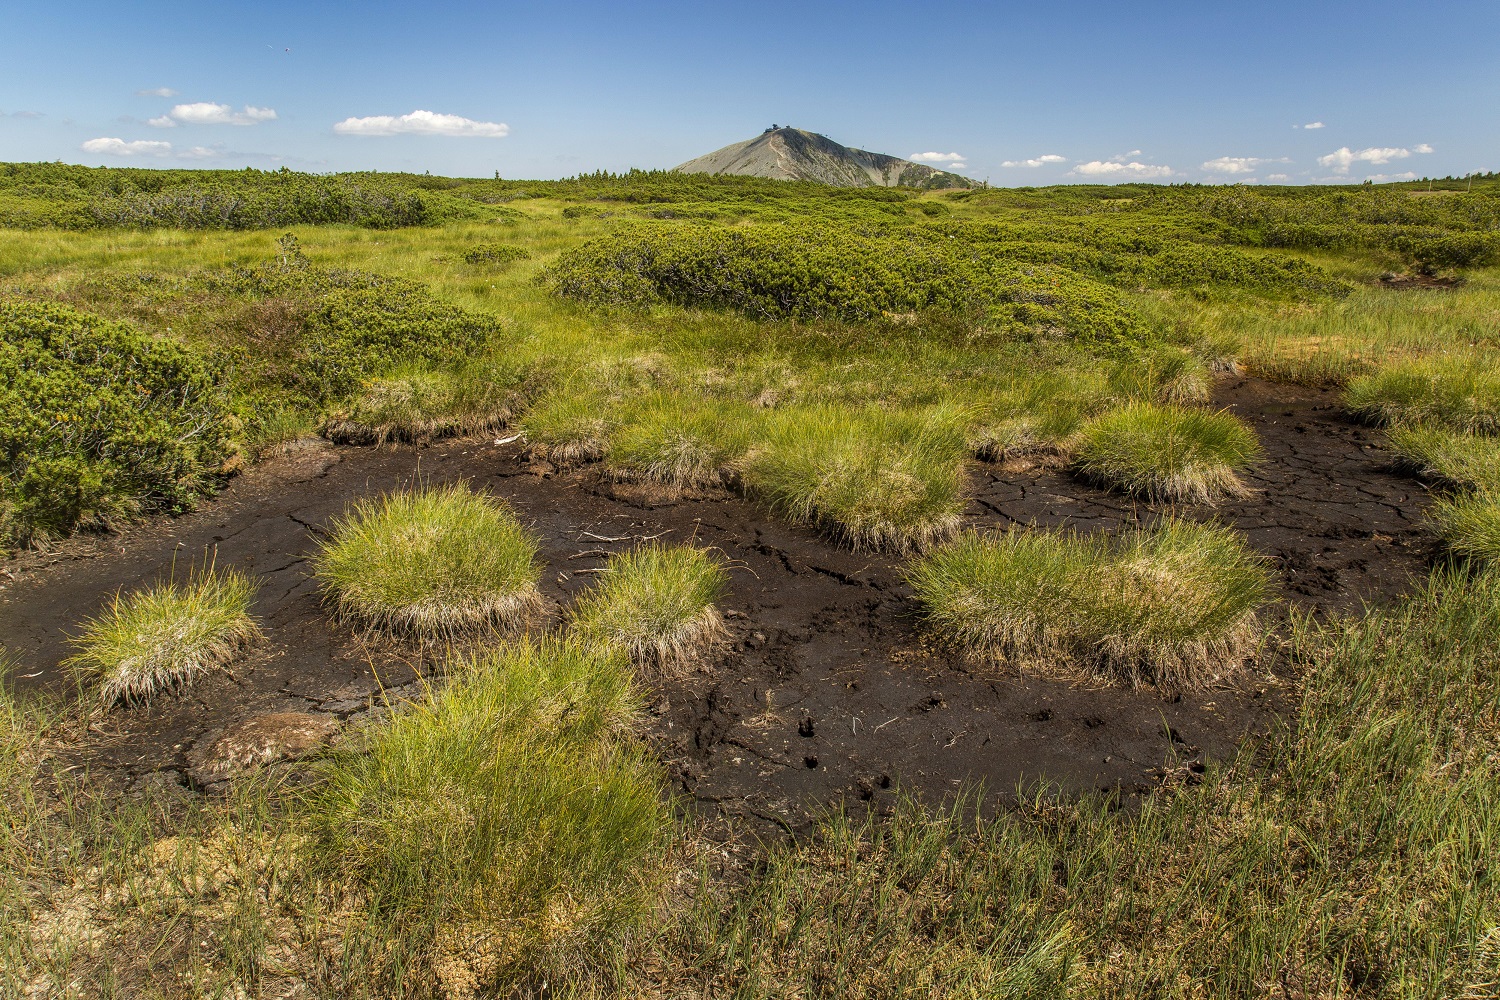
[0,379,1435,835]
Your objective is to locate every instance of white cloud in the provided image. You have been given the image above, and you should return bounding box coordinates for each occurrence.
[1267,173,1292,182]
[333,109,510,137]
[1001,153,1067,168]
[1363,171,1419,183]
[1298,121,1325,129]
[1317,144,1433,173]
[136,87,179,98]
[1070,160,1174,179]
[5,110,44,119]
[155,102,276,126]
[81,137,174,157]
[909,151,965,164]
[1202,156,1291,174]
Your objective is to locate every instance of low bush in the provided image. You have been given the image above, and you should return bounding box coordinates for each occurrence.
[66,566,262,707]
[1345,356,1500,433]
[908,519,1270,689]
[745,405,970,553]
[571,544,729,672]
[321,358,532,446]
[306,637,671,984]
[314,484,543,641]
[0,296,232,547]
[1075,402,1261,503]
[1388,425,1500,491]
[1429,492,1500,563]
[457,242,531,266]
[546,222,1143,342]
[606,393,759,489]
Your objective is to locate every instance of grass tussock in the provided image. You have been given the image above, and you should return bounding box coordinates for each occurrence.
[1429,491,1500,563]
[570,544,729,673]
[1388,424,1500,491]
[322,359,530,446]
[606,393,758,490]
[306,637,671,988]
[1345,354,1500,433]
[65,566,262,707]
[745,405,970,554]
[1075,402,1261,503]
[908,519,1271,689]
[313,483,543,641]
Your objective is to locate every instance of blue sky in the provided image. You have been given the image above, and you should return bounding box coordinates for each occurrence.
[2,0,1496,183]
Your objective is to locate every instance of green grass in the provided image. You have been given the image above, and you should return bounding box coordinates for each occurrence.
[305,637,671,986]
[65,565,262,707]
[908,519,1271,689]
[745,405,970,553]
[1075,402,1262,503]
[1429,491,1500,563]
[605,392,759,490]
[1345,354,1500,432]
[313,483,543,641]
[570,544,729,672]
[1388,424,1500,491]
[322,357,532,446]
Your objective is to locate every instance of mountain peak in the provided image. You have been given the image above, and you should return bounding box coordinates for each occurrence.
[675,128,976,190]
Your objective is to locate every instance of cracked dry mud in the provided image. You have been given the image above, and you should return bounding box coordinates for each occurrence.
[0,379,1438,836]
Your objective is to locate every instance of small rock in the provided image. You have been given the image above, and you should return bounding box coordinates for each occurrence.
[187,712,340,791]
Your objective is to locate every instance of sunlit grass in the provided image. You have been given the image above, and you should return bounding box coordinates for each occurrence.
[313,483,543,641]
[909,519,1271,689]
[1429,491,1500,563]
[570,544,729,673]
[305,637,671,982]
[745,404,970,553]
[1346,354,1500,433]
[1075,402,1262,503]
[1388,424,1500,491]
[65,566,262,707]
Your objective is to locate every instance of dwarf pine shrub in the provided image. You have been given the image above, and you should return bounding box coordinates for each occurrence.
[0,297,232,547]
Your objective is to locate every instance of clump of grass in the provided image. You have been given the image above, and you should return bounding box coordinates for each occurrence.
[313,483,543,641]
[1429,492,1500,563]
[1345,355,1500,433]
[306,637,671,982]
[745,405,969,554]
[908,519,1270,689]
[322,359,531,446]
[66,566,262,707]
[1075,402,1261,503]
[525,389,611,464]
[1388,424,1500,491]
[571,544,729,672]
[607,393,758,489]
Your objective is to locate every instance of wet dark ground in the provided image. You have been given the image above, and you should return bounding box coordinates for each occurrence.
[0,378,1436,834]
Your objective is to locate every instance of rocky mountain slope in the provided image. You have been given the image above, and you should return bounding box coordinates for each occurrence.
[675,127,976,189]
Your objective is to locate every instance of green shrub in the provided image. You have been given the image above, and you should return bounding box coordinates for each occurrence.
[908,519,1270,689]
[571,544,729,672]
[457,242,531,266]
[306,638,670,980]
[1388,425,1500,491]
[66,566,261,707]
[314,484,543,641]
[0,297,232,546]
[745,405,969,553]
[1346,356,1500,433]
[1429,492,1500,563]
[1075,402,1261,503]
[546,222,1143,342]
